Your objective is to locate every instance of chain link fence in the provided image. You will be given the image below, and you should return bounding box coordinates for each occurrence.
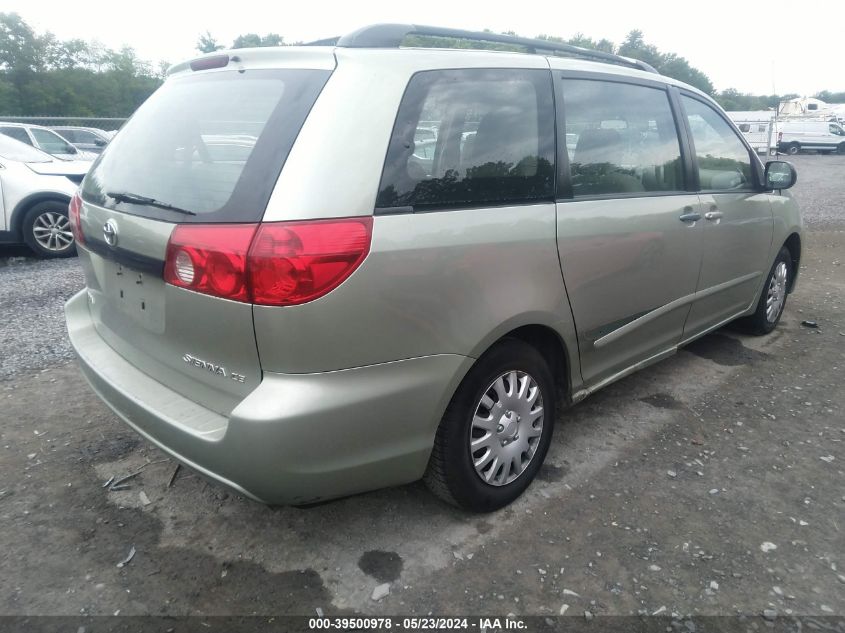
[0,116,126,131]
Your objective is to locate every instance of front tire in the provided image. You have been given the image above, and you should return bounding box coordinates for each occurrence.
[22,201,76,258]
[424,338,556,512]
[739,247,792,335]
[785,143,800,155]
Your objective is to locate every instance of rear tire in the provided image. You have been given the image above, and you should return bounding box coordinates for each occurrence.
[22,200,76,258]
[785,143,800,155]
[838,142,845,155]
[739,247,792,335]
[424,338,556,512]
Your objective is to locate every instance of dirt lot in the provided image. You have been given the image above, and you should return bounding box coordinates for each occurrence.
[1,155,843,626]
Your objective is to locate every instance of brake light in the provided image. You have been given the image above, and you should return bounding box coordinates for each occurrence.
[190,55,230,71]
[163,217,373,306]
[68,191,85,246]
[248,218,373,306]
[164,224,257,302]
[778,132,783,142]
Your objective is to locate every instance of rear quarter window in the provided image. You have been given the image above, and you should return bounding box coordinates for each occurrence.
[81,69,330,223]
[375,68,555,212]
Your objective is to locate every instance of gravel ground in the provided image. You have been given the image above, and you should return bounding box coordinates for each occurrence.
[0,251,84,380]
[782,154,845,230]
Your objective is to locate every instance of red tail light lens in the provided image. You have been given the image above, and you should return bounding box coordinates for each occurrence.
[248,217,373,306]
[164,224,257,302]
[163,217,373,306]
[68,191,84,246]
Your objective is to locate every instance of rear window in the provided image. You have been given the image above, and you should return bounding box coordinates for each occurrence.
[81,68,330,223]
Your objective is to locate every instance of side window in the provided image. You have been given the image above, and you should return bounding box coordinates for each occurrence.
[829,124,845,136]
[561,79,684,196]
[681,96,753,191]
[75,130,101,143]
[375,69,555,211]
[0,127,33,145]
[738,123,751,133]
[30,128,76,154]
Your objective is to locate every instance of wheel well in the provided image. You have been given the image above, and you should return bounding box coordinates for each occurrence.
[11,193,71,235]
[783,233,801,292]
[499,325,571,405]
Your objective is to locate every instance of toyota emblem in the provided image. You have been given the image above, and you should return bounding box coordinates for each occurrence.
[103,219,118,247]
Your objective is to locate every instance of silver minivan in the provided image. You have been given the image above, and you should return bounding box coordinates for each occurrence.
[65,25,802,512]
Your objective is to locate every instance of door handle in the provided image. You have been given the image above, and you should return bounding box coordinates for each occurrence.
[704,211,724,221]
[679,211,702,222]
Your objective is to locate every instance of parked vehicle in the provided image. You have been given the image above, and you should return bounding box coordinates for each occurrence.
[50,126,113,155]
[776,119,845,154]
[65,25,802,512]
[778,96,845,122]
[0,134,89,257]
[727,111,777,155]
[0,122,97,161]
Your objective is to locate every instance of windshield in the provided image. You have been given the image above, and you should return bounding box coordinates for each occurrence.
[0,133,54,163]
[81,68,331,223]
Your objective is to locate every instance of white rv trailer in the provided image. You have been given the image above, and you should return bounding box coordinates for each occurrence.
[778,97,845,124]
[727,110,777,154]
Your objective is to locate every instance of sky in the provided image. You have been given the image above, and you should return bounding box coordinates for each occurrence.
[7,0,842,96]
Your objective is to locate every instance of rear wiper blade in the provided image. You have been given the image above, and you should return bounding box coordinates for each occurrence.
[106,191,196,216]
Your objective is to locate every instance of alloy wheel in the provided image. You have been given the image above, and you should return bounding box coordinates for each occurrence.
[32,211,74,252]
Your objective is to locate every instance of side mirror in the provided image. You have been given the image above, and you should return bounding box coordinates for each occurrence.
[765,160,797,190]
[95,139,107,147]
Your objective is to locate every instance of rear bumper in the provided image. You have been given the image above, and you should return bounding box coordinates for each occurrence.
[66,290,473,504]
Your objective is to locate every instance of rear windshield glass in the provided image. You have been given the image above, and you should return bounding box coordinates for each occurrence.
[81,68,330,223]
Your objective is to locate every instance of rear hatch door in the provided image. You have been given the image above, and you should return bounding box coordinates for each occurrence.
[76,58,333,415]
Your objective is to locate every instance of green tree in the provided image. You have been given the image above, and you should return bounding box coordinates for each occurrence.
[231,33,284,49]
[814,90,845,103]
[0,12,41,72]
[0,12,162,116]
[539,33,615,53]
[617,29,714,94]
[196,31,222,53]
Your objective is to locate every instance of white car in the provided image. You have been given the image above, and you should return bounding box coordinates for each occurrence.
[0,134,90,257]
[0,122,98,161]
[51,126,113,155]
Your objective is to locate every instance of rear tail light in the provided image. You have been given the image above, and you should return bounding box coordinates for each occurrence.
[164,224,257,302]
[68,191,85,246]
[248,218,373,306]
[778,132,783,142]
[163,217,373,306]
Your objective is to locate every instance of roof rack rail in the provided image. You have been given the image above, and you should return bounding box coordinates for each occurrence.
[331,24,658,74]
